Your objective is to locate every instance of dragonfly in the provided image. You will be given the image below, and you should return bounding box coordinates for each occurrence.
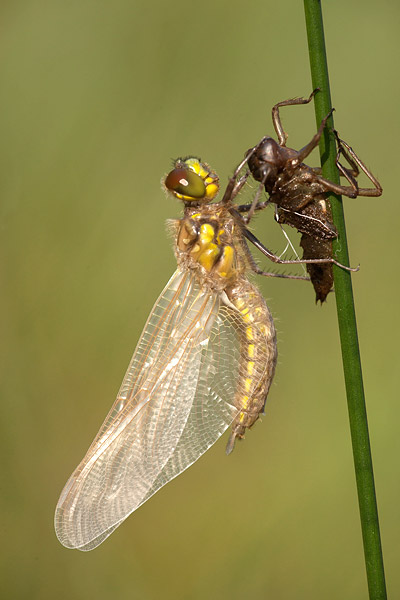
[55,153,355,551]
[244,90,382,302]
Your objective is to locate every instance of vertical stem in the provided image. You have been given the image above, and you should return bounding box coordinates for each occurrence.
[303,2,387,599]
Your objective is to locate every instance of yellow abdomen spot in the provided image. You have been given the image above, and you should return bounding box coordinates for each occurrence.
[246,327,253,341]
[245,377,252,392]
[242,311,254,324]
[239,395,249,421]
[235,298,245,310]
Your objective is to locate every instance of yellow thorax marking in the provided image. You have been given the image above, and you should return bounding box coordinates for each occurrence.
[215,245,234,278]
[191,223,215,257]
[198,244,219,271]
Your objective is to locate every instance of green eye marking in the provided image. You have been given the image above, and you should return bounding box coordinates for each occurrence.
[165,167,206,199]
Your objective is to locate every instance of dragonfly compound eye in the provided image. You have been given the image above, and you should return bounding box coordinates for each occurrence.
[165,167,207,200]
[165,157,220,202]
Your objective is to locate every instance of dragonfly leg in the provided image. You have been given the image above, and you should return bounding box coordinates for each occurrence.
[243,227,359,272]
[272,89,319,146]
[334,131,383,197]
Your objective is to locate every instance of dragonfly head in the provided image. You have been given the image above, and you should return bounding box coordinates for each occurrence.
[165,157,219,204]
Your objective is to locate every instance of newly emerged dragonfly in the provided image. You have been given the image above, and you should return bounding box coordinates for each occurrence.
[55,156,278,551]
[55,154,356,551]
[245,90,382,302]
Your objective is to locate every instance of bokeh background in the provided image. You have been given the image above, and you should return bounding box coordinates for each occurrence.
[1,1,398,598]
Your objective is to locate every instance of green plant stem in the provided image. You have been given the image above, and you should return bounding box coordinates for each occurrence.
[303,2,387,599]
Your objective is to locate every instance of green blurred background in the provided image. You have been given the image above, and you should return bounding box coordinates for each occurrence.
[1,1,398,598]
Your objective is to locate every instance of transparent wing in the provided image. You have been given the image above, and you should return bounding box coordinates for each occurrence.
[55,269,244,551]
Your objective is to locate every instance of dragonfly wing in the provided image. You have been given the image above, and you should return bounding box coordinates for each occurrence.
[140,304,243,505]
[55,270,241,551]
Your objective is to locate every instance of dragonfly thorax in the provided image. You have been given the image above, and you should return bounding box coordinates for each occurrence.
[175,210,243,290]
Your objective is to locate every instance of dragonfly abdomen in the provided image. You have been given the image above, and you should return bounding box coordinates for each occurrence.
[225,278,277,454]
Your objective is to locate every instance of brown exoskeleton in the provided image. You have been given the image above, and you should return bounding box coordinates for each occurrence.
[242,90,382,302]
